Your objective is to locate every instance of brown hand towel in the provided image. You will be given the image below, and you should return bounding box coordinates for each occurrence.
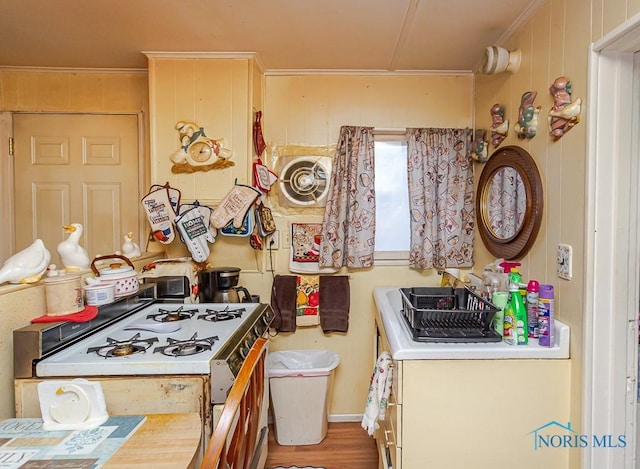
[319,275,350,333]
[270,275,297,333]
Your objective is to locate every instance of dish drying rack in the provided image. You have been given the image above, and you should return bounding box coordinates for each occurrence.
[400,287,501,343]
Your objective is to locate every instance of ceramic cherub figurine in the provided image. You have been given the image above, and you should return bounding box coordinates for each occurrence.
[490,103,509,147]
[471,129,489,163]
[548,76,581,140]
[514,91,541,139]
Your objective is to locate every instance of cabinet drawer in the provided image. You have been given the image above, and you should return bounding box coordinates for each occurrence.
[387,391,401,448]
[377,416,400,469]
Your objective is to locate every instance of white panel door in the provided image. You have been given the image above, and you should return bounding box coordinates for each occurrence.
[13,113,140,267]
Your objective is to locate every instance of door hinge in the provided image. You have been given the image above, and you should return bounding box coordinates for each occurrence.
[8,137,14,156]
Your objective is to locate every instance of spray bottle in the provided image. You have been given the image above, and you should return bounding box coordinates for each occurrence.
[526,280,540,338]
[503,268,528,345]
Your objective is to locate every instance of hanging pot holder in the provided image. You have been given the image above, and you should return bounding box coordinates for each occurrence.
[255,201,276,237]
[220,208,255,237]
[253,159,278,192]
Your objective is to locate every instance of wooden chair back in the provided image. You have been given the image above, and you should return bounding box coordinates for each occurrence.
[200,337,269,469]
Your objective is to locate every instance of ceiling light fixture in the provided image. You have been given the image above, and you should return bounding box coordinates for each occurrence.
[479,46,521,75]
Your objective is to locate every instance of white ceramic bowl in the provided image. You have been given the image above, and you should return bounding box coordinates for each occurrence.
[83,283,116,306]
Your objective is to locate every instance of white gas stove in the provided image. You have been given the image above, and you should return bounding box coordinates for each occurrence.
[13,286,274,461]
[33,302,266,377]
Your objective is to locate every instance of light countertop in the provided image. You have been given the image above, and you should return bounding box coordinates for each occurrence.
[373,287,570,360]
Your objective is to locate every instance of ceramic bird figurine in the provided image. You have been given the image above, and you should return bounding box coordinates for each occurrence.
[0,239,51,285]
[57,223,90,270]
[121,232,142,259]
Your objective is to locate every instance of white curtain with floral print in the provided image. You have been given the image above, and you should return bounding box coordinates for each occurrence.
[319,126,376,268]
[406,128,475,269]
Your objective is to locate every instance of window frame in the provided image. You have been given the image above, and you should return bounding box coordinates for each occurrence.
[372,130,410,265]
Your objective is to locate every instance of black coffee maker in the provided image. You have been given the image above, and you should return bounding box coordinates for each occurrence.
[198,266,252,303]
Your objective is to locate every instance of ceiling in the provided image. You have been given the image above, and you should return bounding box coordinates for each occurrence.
[0,0,540,72]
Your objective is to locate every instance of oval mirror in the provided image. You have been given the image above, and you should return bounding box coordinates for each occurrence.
[476,146,543,260]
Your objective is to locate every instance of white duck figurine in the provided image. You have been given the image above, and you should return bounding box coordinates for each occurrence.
[121,232,142,259]
[56,223,90,270]
[0,239,51,285]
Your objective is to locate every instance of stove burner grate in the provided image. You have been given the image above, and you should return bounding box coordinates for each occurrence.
[87,333,158,358]
[153,333,219,357]
[147,306,197,322]
[198,306,246,322]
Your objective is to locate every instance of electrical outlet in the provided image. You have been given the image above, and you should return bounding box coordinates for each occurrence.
[557,243,572,280]
[284,223,291,249]
[269,231,280,250]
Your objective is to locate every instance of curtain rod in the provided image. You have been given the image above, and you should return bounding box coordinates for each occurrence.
[373,128,406,135]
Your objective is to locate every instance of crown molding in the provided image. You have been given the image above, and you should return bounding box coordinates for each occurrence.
[0,66,147,74]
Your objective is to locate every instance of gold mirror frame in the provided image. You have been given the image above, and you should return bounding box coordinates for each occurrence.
[476,145,543,260]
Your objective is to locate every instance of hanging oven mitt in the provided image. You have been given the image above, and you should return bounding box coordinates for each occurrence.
[210,181,262,229]
[141,186,177,244]
[179,201,217,244]
[149,182,181,214]
[174,206,211,262]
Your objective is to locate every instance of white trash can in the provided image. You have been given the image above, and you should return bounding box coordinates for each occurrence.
[267,349,340,446]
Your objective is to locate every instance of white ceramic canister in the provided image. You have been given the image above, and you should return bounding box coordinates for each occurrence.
[83,282,116,306]
[44,274,84,316]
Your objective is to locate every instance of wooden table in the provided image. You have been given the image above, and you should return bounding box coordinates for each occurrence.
[105,413,201,468]
[0,413,201,469]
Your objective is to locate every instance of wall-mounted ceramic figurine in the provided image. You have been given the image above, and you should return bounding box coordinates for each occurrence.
[514,91,541,139]
[471,129,489,163]
[548,76,581,141]
[490,103,509,147]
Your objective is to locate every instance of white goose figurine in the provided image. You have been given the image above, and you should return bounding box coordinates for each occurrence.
[56,223,90,270]
[121,232,141,259]
[0,239,51,285]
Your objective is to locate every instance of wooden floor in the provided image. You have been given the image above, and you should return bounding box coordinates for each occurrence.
[265,422,378,469]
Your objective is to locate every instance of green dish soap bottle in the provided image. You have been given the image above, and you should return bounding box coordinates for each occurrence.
[504,269,528,346]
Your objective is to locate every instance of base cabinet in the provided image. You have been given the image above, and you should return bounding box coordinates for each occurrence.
[375,321,571,469]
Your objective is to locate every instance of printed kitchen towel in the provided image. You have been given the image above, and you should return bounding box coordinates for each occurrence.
[289,223,338,274]
[270,275,297,333]
[361,352,393,436]
[319,275,350,333]
[296,275,320,327]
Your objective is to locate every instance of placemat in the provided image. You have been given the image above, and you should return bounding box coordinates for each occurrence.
[0,415,146,468]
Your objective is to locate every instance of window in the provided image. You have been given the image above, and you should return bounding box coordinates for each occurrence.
[374,137,410,262]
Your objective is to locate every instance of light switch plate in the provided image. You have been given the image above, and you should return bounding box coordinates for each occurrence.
[557,243,572,280]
